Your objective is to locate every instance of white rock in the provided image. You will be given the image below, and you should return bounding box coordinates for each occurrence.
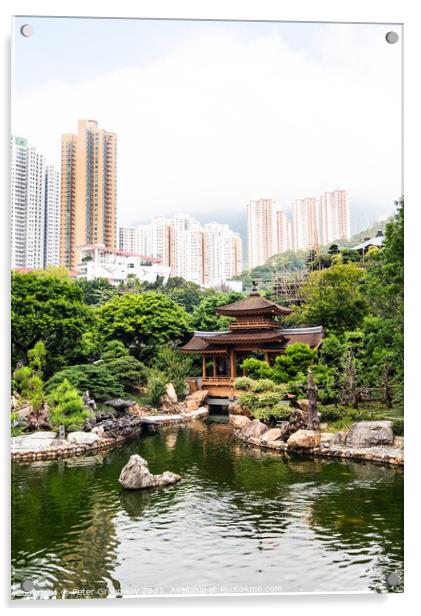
[67,431,100,445]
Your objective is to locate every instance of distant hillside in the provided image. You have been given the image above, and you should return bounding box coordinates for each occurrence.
[235,217,390,290]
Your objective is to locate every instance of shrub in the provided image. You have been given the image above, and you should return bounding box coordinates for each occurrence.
[46,364,124,400]
[251,379,277,393]
[252,402,292,423]
[241,358,274,380]
[11,412,23,437]
[147,369,168,406]
[391,418,404,436]
[233,376,254,391]
[152,346,192,398]
[273,343,316,383]
[47,379,91,432]
[237,391,260,412]
[256,391,281,408]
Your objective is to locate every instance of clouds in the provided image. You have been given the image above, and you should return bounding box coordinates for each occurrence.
[13,21,402,229]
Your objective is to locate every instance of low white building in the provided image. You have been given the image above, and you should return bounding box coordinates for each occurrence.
[76,244,171,285]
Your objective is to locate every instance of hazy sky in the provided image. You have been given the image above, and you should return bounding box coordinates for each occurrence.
[12,17,402,235]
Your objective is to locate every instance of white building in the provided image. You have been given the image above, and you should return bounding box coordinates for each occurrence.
[76,244,171,285]
[203,222,242,287]
[11,136,47,269]
[118,227,137,254]
[119,214,242,286]
[172,214,204,284]
[319,189,350,244]
[247,198,274,269]
[292,197,319,251]
[275,210,292,253]
[44,165,60,266]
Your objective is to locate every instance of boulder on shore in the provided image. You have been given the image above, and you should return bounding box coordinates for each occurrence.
[261,428,283,443]
[159,383,179,413]
[67,431,101,446]
[345,421,394,448]
[229,415,251,430]
[287,429,321,449]
[240,419,268,439]
[119,454,181,490]
[183,389,209,411]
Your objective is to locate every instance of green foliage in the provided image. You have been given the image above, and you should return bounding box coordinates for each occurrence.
[146,369,168,406]
[272,343,316,382]
[46,364,124,400]
[233,376,255,391]
[296,263,368,334]
[75,277,118,305]
[12,272,95,376]
[252,402,292,422]
[27,340,46,377]
[97,292,192,361]
[47,379,91,432]
[250,378,278,393]
[151,346,192,398]
[241,358,273,380]
[191,292,242,331]
[11,412,23,437]
[45,344,147,400]
[13,342,47,411]
[163,277,205,313]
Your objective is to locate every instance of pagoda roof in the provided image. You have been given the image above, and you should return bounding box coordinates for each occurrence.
[180,326,323,352]
[216,290,293,316]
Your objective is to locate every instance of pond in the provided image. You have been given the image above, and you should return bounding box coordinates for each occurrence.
[11,417,404,598]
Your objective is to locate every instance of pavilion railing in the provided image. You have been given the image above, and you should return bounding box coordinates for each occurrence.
[202,376,233,385]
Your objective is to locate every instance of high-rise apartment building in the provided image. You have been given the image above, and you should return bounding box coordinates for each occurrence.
[247,199,274,269]
[275,210,292,254]
[118,226,137,254]
[319,189,350,244]
[44,165,60,266]
[11,136,59,269]
[292,197,319,251]
[60,119,117,268]
[172,214,204,285]
[203,223,243,287]
[118,215,242,286]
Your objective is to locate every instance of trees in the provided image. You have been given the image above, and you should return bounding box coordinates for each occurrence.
[75,278,118,305]
[47,379,91,432]
[12,272,95,376]
[97,292,192,361]
[151,346,193,398]
[191,291,242,331]
[13,341,47,411]
[297,263,368,334]
[45,343,147,400]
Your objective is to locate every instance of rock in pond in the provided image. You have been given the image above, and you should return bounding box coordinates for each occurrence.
[287,429,321,449]
[345,421,394,448]
[67,431,101,446]
[240,419,268,439]
[261,428,283,443]
[229,415,251,430]
[119,454,181,490]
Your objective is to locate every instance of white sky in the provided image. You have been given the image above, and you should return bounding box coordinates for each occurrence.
[12,18,402,233]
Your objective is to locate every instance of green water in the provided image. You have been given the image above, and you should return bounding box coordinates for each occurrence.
[11,418,403,598]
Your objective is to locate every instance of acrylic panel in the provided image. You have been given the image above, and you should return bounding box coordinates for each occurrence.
[11,16,403,599]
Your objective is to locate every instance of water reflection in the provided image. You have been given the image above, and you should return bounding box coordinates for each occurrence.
[12,418,403,598]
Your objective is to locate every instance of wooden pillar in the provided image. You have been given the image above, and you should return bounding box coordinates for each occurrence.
[202,355,206,378]
[230,350,235,378]
[213,357,217,378]
[264,352,269,364]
